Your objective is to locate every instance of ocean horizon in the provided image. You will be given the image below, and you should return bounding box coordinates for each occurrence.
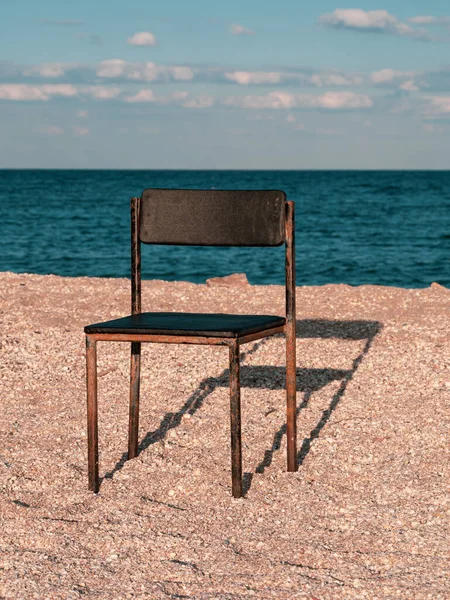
[1,168,449,288]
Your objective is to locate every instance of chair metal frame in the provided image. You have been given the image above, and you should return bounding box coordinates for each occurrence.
[85,195,296,497]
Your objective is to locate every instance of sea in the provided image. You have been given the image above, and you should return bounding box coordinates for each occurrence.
[1,169,449,288]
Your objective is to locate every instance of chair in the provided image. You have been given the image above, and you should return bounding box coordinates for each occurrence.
[84,189,297,498]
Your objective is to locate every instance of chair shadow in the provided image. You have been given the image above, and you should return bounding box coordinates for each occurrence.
[102,319,382,494]
[102,339,267,483]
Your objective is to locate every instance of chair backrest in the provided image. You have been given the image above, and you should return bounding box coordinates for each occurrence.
[139,188,286,247]
[130,189,295,320]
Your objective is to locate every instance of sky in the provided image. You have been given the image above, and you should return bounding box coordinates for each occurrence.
[1,0,450,169]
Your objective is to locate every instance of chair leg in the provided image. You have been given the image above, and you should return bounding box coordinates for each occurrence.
[128,342,141,459]
[286,322,297,472]
[229,340,243,498]
[86,336,99,492]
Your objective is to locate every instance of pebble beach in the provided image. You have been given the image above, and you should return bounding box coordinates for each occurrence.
[1,271,449,599]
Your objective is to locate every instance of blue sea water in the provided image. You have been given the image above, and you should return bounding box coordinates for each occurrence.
[0,170,449,287]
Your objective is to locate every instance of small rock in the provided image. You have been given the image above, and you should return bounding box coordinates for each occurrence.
[206,273,250,287]
[430,282,449,293]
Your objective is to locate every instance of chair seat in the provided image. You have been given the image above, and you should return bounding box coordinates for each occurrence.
[85,312,286,338]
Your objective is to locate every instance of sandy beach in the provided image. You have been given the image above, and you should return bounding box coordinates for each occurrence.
[0,271,449,599]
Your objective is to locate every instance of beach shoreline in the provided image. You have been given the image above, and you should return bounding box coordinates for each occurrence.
[1,271,449,599]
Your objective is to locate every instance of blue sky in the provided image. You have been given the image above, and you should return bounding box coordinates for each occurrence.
[1,0,450,168]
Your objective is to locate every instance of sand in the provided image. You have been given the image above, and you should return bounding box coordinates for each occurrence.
[0,271,449,599]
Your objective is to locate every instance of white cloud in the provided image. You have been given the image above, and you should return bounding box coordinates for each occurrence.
[169,66,194,81]
[34,125,65,134]
[182,95,214,108]
[127,31,157,46]
[225,71,282,85]
[223,91,372,110]
[23,63,71,78]
[408,16,438,25]
[224,69,364,88]
[73,126,89,135]
[5,59,368,90]
[313,91,372,109]
[34,84,77,97]
[172,91,189,100]
[224,91,296,109]
[423,123,445,133]
[371,69,416,84]
[408,15,450,26]
[96,59,127,78]
[230,24,254,36]
[399,80,419,92]
[319,9,430,40]
[124,89,156,103]
[76,110,89,117]
[310,73,364,87]
[83,86,121,99]
[0,85,48,101]
[95,60,193,82]
[426,96,450,114]
[0,84,77,101]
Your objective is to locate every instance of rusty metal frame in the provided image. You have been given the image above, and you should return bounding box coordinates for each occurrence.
[85,196,296,498]
[285,200,297,472]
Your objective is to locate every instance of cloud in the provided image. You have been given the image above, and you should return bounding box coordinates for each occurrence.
[76,110,88,117]
[399,80,419,92]
[226,91,296,109]
[425,96,450,114]
[223,69,364,87]
[223,90,372,110]
[0,84,77,101]
[124,90,156,103]
[22,63,70,78]
[312,91,372,109]
[319,9,431,40]
[123,89,214,108]
[408,16,438,25]
[408,15,450,26]
[96,60,126,78]
[40,19,84,26]
[82,86,121,99]
[73,126,89,135]
[127,31,157,46]
[34,125,64,134]
[0,84,122,102]
[230,24,254,36]
[371,69,416,84]
[171,91,189,100]
[182,95,214,108]
[370,69,422,92]
[95,60,193,82]
[225,71,282,85]
[310,73,364,86]
[3,59,368,90]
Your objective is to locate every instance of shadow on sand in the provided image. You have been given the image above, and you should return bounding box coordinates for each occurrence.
[103,319,382,494]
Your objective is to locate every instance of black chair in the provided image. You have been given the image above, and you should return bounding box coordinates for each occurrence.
[84,189,297,497]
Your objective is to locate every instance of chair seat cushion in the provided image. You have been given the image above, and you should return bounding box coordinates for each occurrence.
[84,312,286,338]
